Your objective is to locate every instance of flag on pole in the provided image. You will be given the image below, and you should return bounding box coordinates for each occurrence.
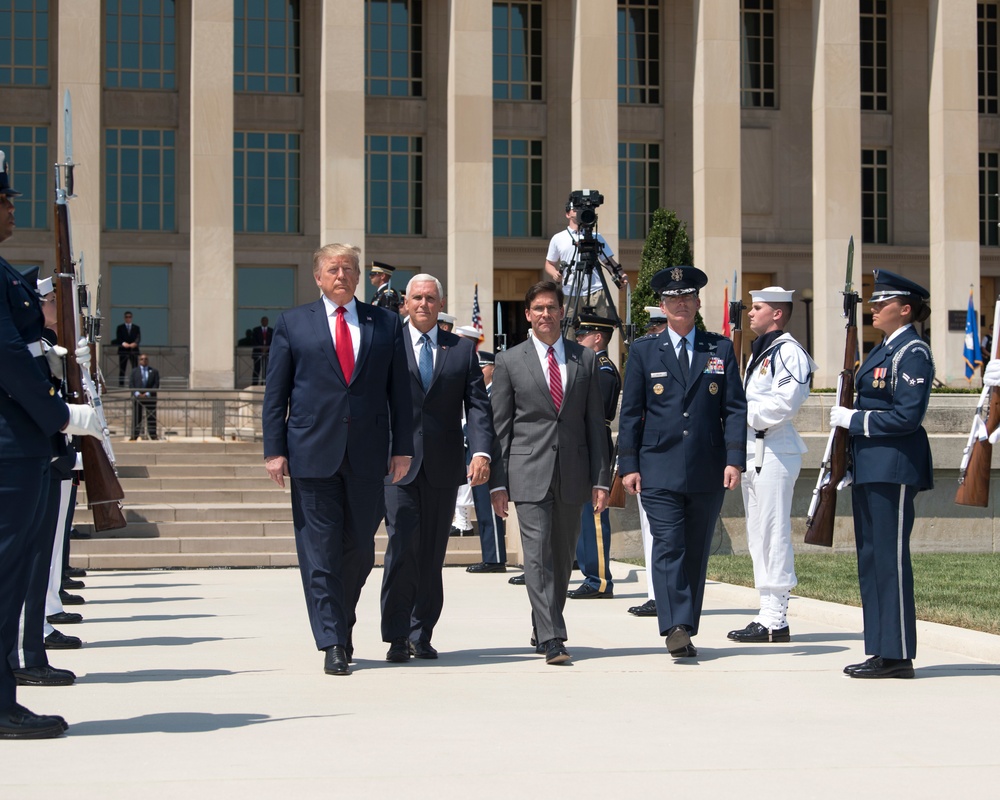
[471,283,484,343]
[722,281,730,338]
[964,288,983,380]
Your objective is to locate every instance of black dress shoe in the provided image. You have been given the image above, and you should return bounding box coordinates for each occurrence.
[543,639,571,665]
[666,625,695,658]
[843,656,880,675]
[65,567,87,578]
[567,583,613,599]
[466,561,507,573]
[59,590,84,606]
[508,574,526,585]
[324,646,350,676]
[449,526,471,537]
[410,640,438,659]
[628,599,657,617]
[848,656,914,679]
[727,621,791,643]
[44,630,82,650]
[47,612,83,625]
[386,638,410,663]
[69,528,90,540]
[62,578,85,590]
[13,665,76,686]
[0,705,66,739]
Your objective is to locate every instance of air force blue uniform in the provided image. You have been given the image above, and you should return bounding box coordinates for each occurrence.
[849,324,934,660]
[618,328,746,637]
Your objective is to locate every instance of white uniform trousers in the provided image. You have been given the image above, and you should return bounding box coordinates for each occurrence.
[741,450,799,626]
[43,480,74,636]
[638,494,657,603]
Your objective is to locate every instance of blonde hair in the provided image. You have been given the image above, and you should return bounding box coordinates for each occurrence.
[312,243,361,277]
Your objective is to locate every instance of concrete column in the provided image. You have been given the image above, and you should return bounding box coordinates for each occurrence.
[811,0,861,389]
[57,1,101,293]
[929,0,979,385]
[189,1,234,388]
[447,0,494,341]
[692,0,741,331]
[319,0,366,276]
[571,0,619,355]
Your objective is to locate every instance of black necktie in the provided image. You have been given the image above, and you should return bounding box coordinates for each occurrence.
[678,336,690,382]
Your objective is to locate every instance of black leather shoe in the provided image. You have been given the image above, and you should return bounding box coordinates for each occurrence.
[59,590,84,606]
[666,625,696,658]
[508,574,526,585]
[62,578,85,590]
[324,646,350,676]
[0,705,67,739]
[466,561,506,573]
[69,528,90,540]
[848,656,914,679]
[47,612,83,625]
[567,583,613,599]
[345,638,354,664]
[449,526,471,537]
[13,665,76,686]
[44,630,82,650]
[543,639,571,665]
[410,640,438,659]
[386,638,410,663]
[65,567,87,578]
[843,656,879,675]
[727,621,791,643]
[628,600,657,617]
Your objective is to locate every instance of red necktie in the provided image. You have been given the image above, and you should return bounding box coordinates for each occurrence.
[335,306,354,384]
[547,345,562,412]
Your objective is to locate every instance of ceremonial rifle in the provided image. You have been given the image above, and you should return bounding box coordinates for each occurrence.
[54,91,127,531]
[728,269,745,375]
[955,294,1000,506]
[804,237,859,547]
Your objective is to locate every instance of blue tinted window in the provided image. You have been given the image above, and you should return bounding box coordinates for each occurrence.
[366,0,423,97]
[110,264,170,345]
[105,128,176,231]
[493,1,542,101]
[618,141,660,240]
[0,0,48,85]
[233,131,301,233]
[105,0,176,90]
[618,0,660,104]
[236,265,295,340]
[366,135,423,235]
[493,138,542,237]
[0,125,48,229]
[234,0,301,93]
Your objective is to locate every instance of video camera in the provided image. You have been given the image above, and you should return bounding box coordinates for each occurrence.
[568,189,604,228]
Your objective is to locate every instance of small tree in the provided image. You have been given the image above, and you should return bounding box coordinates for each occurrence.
[630,208,703,332]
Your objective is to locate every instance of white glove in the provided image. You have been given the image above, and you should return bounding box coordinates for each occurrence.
[75,338,92,370]
[63,404,104,439]
[985,359,1000,387]
[44,343,68,380]
[829,405,857,430]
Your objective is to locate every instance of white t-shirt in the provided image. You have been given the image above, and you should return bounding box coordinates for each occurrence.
[546,227,615,297]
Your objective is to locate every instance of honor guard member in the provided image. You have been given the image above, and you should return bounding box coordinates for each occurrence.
[437,312,456,333]
[568,314,621,599]
[370,260,403,314]
[728,287,816,644]
[830,270,933,679]
[617,266,746,659]
[0,151,103,738]
[629,306,668,617]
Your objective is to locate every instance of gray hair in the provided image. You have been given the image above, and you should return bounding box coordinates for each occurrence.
[405,273,444,298]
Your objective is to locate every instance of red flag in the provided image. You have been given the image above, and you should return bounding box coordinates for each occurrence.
[722,284,731,338]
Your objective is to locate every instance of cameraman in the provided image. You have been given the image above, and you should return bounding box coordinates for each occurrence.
[544,199,615,330]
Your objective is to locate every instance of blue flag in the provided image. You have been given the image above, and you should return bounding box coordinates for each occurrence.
[964,290,983,380]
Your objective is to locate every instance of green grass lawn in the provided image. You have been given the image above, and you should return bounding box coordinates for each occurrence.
[705,553,1000,635]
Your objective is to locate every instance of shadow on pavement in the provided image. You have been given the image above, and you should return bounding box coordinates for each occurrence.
[85,614,217,624]
[66,711,340,736]
[82,636,233,649]
[77,668,262,684]
[82,596,202,605]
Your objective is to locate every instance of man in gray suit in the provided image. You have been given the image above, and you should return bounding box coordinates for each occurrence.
[490,281,610,665]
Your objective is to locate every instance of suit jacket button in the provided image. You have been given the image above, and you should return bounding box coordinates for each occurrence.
[552,445,557,451]
[342,417,348,423]
[683,412,690,418]
[682,430,689,436]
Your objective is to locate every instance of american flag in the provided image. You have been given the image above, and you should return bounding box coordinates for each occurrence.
[471,283,484,343]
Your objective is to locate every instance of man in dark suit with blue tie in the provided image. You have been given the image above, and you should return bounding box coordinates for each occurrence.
[618,266,746,660]
[129,353,160,439]
[379,275,496,662]
[262,243,413,676]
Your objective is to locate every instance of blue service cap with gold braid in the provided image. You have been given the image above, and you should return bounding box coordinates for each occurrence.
[651,265,708,297]
[869,269,929,303]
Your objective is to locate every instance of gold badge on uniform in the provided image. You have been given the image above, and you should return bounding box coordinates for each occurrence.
[49,387,55,395]
[709,382,719,395]
[653,383,664,395]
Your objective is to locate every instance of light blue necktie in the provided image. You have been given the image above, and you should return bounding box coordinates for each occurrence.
[419,333,433,392]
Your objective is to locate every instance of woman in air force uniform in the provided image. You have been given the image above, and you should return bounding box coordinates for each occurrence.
[829,269,933,680]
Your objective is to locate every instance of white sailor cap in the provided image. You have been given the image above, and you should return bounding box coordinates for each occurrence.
[454,325,480,340]
[644,305,666,322]
[37,277,54,296]
[750,286,795,304]
[437,312,456,324]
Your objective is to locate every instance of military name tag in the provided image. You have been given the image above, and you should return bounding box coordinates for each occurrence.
[709,382,718,395]
[653,383,664,395]
[650,371,668,378]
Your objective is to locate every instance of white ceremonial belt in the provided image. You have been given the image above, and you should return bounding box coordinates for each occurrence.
[26,340,44,357]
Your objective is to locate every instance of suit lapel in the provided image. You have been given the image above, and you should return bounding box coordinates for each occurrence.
[352,300,376,384]
[685,331,712,398]
[522,340,555,411]
[310,299,347,385]
[432,330,455,390]
[562,340,582,417]
[658,334,685,388]
[402,323,422,393]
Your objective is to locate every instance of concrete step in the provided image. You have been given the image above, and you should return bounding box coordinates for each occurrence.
[116,464,268,478]
[74,503,295,524]
[73,521,295,539]
[105,477,281,491]
[81,489,286,505]
[115,452,264,467]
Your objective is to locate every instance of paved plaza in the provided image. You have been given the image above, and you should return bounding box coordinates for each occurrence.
[3,564,999,798]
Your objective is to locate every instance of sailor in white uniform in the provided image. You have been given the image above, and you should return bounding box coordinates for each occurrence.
[728,287,816,643]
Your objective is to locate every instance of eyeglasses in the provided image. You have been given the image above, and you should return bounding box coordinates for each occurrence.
[528,304,561,315]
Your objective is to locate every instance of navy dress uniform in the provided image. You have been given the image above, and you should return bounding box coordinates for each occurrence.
[370,261,403,314]
[618,266,747,657]
[570,315,621,598]
[831,270,934,679]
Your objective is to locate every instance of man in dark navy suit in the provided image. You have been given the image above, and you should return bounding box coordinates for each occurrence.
[379,275,497,661]
[114,311,140,386]
[129,353,160,439]
[0,151,103,737]
[262,243,413,676]
[831,270,934,679]
[618,266,746,659]
[250,316,272,385]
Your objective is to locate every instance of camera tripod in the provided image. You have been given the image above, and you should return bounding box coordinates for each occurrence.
[560,238,632,345]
